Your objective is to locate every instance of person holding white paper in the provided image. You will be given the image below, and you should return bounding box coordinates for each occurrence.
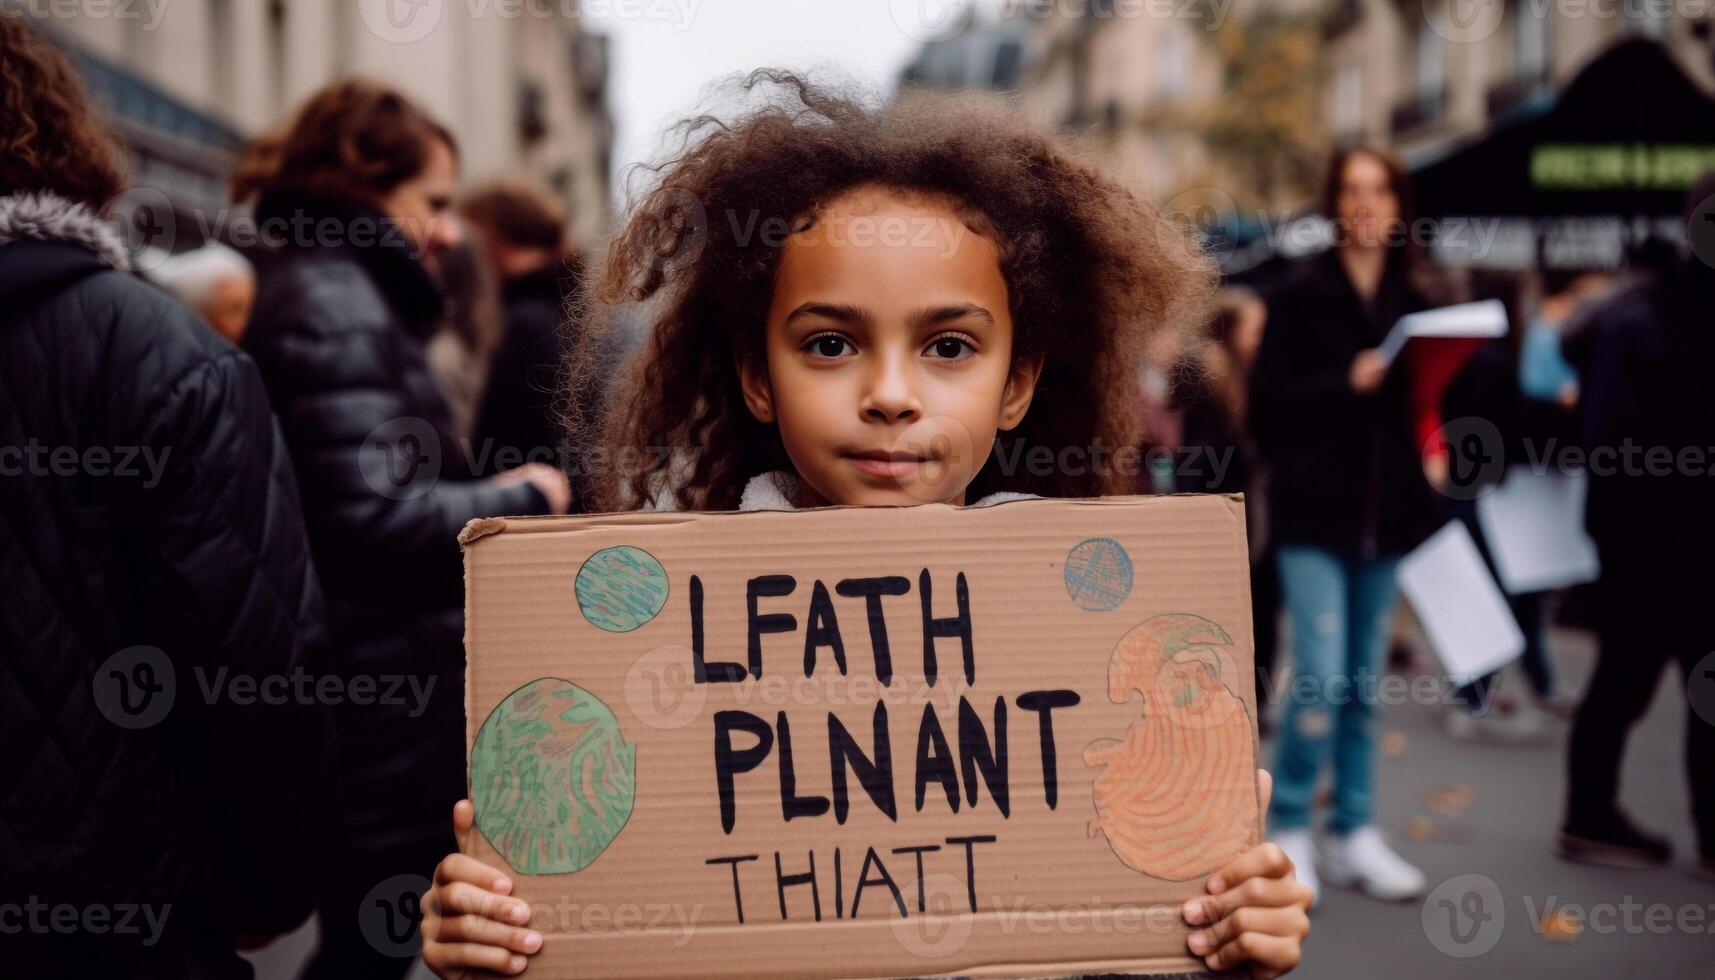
[1249,146,1443,905]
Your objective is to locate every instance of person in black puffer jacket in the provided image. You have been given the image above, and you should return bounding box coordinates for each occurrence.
[0,19,327,978]
[234,81,571,978]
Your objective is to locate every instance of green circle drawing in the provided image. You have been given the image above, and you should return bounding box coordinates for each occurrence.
[470,678,637,875]
[575,545,669,632]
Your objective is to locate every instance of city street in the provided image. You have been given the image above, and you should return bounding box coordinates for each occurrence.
[1290,624,1709,979]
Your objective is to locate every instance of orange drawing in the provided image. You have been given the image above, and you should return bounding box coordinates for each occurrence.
[1084,613,1257,880]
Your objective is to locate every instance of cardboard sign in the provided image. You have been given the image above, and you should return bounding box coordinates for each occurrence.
[459,495,1259,978]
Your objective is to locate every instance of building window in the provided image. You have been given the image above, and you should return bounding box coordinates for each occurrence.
[1514,2,1548,81]
[209,0,232,99]
[1153,30,1185,99]
[1334,62,1363,136]
[1416,19,1445,102]
[267,0,286,113]
[1626,2,1671,38]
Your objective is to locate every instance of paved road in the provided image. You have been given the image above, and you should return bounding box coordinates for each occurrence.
[248,625,1709,979]
[1284,625,1709,979]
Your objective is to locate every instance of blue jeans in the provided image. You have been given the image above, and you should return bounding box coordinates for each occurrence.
[1270,545,1402,835]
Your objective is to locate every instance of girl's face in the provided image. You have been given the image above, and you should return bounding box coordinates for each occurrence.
[1335,152,1400,250]
[741,186,1040,507]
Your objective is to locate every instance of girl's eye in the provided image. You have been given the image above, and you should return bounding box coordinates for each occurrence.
[806,334,853,358]
[926,336,975,360]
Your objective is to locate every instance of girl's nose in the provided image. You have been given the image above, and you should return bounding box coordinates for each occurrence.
[859,352,921,423]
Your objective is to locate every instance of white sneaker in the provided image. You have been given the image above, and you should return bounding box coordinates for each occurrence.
[1321,826,1426,901]
[1270,828,1320,907]
[1445,708,1544,743]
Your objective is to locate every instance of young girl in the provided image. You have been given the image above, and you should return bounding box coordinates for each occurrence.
[423,72,1311,979]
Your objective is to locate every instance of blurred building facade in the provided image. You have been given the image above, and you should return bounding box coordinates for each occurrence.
[1325,0,1715,165]
[900,0,1715,214]
[16,0,612,247]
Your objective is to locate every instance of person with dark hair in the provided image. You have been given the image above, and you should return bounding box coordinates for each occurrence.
[0,17,327,977]
[234,79,572,978]
[459,179,585,493]
[1556,172,1715,877]
[1249,146,1441,905]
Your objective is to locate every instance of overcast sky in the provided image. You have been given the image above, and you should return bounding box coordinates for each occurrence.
[583,0,930,203]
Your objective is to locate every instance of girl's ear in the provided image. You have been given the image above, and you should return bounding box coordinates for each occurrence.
[998,355,1043,431]
[738,353,777,423]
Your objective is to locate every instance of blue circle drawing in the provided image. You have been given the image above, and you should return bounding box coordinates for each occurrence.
[1064,537,1133,611]
[576,546,669,632]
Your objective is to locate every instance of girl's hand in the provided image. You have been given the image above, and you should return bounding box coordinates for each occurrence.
[1181,770,1312,978]
[422,800,544,979]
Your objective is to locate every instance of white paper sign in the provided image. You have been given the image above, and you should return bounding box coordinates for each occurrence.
[1398,521,1525,685]
[1476,467,1601,594]
[1377,299,1510,366]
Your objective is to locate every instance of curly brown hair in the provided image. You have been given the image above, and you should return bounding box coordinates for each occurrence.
[575,71,1214,512]
[0,17,127,208]
[230,79,455,205]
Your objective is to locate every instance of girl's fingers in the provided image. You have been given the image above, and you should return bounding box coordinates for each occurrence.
[452,799,476,839]
[425,910,544,956]
[1187,904,1310,959]
[1184,875,1313,926]
[1202,929,1303,979]
[1256,769,1273,828]
[435,853,515,895]
[1204,842,1295,896]
[432,881,534,924]
[422,938,530,978]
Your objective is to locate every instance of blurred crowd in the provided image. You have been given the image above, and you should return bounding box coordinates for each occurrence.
[1,11,1711,979]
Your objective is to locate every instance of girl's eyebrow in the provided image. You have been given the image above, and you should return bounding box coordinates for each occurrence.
[909,304,995,328]
[783,302,871,328]
[781,302,995,329]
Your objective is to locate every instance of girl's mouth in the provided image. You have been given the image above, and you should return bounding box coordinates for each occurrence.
[844,450,929,478]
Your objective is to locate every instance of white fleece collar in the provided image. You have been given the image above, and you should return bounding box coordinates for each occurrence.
[0,192,131,271]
